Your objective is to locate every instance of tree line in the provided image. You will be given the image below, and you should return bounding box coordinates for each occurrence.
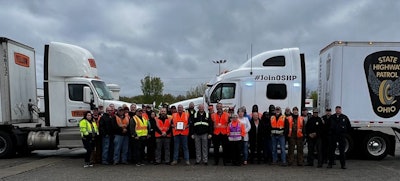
[120,75,208,105]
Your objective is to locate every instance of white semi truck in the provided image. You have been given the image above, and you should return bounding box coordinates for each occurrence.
[204,41,400,160]
[0,37,130,158]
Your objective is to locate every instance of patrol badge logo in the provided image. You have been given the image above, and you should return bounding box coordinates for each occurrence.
[364,51,400,118]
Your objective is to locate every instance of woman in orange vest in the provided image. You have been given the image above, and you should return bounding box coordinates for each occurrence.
[287,107,305,166]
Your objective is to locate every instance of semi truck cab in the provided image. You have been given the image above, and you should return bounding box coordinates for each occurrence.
[205,48,306,113]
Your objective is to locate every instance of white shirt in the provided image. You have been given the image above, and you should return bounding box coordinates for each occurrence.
[238,116,251,141]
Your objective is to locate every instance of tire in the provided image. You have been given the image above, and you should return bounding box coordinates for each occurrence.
[335,134,354,156]
[362,132,388,160]
[0,131,15,158]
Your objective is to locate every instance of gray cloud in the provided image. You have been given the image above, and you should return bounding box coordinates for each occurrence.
[1,0,400,96]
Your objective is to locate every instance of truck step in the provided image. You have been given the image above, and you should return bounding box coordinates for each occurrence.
[58,140,82,148]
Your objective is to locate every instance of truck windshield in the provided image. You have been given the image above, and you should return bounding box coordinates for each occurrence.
[92,80,114,100]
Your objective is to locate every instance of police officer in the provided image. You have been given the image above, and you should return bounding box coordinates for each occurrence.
[305,109,323,167]
[327,106,351,169]
[321,108,332,164]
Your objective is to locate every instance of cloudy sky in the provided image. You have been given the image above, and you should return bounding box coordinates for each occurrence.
[1,0,399,96]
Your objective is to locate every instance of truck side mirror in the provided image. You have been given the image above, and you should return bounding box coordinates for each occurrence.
[83,86,92,104]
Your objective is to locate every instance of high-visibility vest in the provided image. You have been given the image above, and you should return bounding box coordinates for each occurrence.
[288,116,304,138]
[172,112,189,136]
[271,115,286,135]
[212,112,229,135]
[228,121,243,141]
[79,119,99,137]
[142,112,149,121]
[271,115,285,129]
[133,115,148,137]
[193,112,210,127]
[155,117,171,138]
[116,114,129,128]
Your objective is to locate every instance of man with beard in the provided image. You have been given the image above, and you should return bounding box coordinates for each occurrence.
[154,108,172,165]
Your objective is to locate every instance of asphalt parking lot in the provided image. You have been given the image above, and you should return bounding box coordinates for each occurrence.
[1,146,400,181]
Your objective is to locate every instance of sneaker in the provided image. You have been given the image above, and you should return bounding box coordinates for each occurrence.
[243,161,247,165]
[185,161,190,166]
[83,163,90,168]
[136,163,142,166]
[89,163,94,167]
[204,162,208,166]
[170,161,177,166]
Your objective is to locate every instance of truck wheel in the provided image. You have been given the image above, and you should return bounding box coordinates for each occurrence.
[363,132,388,160]
[335,134,353,156]
[0,131,15,158]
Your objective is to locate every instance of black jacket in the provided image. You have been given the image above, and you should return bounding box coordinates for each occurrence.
[148,117,157,137]
[321,114,332,137]
[98,113,116,136]
[249,117,267,145]
[306,115,324,139]
[329,113,352,136]
[261,111,272,138]
[191,111,213,135]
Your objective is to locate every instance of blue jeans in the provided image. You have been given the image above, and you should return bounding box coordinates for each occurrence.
[272,135,286,163]
[113,135,129,163]
[243,141,249,161]
[173,135,189,161]
[102,135,110,163]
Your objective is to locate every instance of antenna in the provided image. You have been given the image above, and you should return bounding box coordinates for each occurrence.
[250,44,253,75]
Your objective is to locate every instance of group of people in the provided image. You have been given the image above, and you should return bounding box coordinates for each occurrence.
[79,102,352,169]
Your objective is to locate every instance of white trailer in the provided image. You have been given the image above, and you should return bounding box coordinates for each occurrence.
[319,41,400,160]
[0,37,130,158]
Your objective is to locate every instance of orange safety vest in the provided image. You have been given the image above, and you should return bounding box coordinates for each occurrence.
[142,112,149,121]
[155,117,171,138]
[288,116,304,138]
[212,112,229,135]
[172,112,189,136]
[271,115,285,129]
[116,114,129,128]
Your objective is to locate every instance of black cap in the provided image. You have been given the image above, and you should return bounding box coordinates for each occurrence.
[302,107,308,111]
[326,108,332,111]
[335,106,341,109]
[171,106,176,109]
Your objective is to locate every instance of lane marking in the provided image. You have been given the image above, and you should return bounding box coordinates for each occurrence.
[0,157,62,179]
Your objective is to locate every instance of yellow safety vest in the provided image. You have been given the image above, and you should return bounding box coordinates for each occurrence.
[79,119,99,137]
[134,115,149,137]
